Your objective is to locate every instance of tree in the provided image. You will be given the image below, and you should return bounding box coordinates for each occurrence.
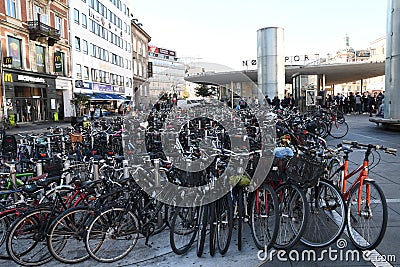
[195,84,216,98]
[70,94,90,116]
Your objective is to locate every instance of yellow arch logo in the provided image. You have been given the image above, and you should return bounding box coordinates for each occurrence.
[4,73,13,83]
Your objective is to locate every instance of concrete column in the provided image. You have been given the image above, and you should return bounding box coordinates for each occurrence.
[385,0,400,119]
[257,27,285,100]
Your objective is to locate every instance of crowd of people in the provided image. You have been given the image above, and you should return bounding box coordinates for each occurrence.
[326,91,384,117]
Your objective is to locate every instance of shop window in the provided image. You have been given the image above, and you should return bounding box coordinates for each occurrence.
[7,36,22,68]
[35,45,45,72]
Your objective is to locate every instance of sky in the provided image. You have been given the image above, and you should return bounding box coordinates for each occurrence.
[128,0,388,70]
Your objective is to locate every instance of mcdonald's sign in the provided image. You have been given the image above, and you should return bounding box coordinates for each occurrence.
[3,57,12,65]
[3,73,13,83]
[54,51,63,72]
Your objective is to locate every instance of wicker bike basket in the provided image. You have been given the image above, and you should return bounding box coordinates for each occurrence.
[70,133,83,143]
[285,153,326,187]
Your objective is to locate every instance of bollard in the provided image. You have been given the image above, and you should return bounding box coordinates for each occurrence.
[123,159,129,178]
[47,137,51,156]
[36,160,43,176]
[10,163,18,202]
[64,160,71,184]
[93,161,99,180]
[154,159,160,187]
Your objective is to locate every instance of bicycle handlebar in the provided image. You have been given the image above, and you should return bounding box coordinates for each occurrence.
[342,140,397,155]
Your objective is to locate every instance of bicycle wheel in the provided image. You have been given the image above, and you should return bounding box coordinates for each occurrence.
[250,184,279,250]
[169,207,198,255]
[347,180,388,250]
[196,205,208,257]
[329,121,349,139]
[237,187,244,251]
[274,182,309,249]
[209,202,217,256]
[301,180,346,247]
[0,210,19,259]
[85,207,140,263]
[47,206,96,264]
[217,194,233,255]
[6,208,55,266]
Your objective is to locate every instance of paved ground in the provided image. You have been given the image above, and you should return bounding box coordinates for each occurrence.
[0,114,399,267]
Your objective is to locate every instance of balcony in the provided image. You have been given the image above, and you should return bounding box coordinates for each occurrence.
[26,21,61,46]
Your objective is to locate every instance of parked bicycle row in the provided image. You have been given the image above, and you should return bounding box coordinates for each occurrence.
[0,102,394,266]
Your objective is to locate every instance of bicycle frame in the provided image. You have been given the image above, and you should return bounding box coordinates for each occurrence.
[330,149,372,214]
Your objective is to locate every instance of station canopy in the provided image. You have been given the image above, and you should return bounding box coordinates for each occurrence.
[185,61,385,86]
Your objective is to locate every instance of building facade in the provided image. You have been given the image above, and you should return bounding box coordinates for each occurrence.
[70,0,133,115]
[0,0,70,122]
[148,45,185,104]
[130,19,150,108]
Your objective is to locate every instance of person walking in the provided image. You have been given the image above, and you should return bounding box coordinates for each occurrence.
[355,92,362,114]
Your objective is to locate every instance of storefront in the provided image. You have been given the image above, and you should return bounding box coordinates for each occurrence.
[3,68,57,123]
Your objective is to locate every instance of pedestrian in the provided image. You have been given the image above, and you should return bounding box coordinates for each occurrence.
[368,93,376,117]
[355,92,362,114]
[362,92,369,114]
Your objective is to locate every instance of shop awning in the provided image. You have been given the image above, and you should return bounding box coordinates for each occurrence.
[84,93,128,101]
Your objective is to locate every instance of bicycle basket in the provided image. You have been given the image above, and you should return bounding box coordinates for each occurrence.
[286,153,325,187]
[70,133,83,143]
[265,157,290,182]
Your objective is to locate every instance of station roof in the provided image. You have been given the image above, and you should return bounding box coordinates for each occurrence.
[185,61,385,86]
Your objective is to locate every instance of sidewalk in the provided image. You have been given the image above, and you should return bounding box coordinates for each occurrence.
[5,121,72,135]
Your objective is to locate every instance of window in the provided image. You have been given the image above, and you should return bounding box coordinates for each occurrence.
[55,16,63,37]
[75,37,81,51]
[83,66,89,80]
[35,45,45,72]
[7,36,22,68]
[82,40,88,54]
[76,64,82,78]
[6,0,20,19]
[74,8,79,24]
[82,14,87,28]
[34,5,48,24]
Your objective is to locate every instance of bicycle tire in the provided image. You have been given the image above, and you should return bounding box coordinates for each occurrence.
[85,206,140,263]
[301,179,346,247]
[196,205,208,257]
[0,210,19,259]
[237,187,244,251]
[217,194,233,255]
[209,202,216,256]
[329,121,349,139]
[274,182,309,249]
[250,184,279,250]
[169,207,198,255]
[47,206,96,264]
[6,207,55,266]
[347,180,388,250]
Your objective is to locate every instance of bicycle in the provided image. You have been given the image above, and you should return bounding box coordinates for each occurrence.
[328,140,396,250]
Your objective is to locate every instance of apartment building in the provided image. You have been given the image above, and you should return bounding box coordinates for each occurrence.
[130,19,151,108]
[148,46,185,104]
[70,0,133,114]
[0,0,70,122]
